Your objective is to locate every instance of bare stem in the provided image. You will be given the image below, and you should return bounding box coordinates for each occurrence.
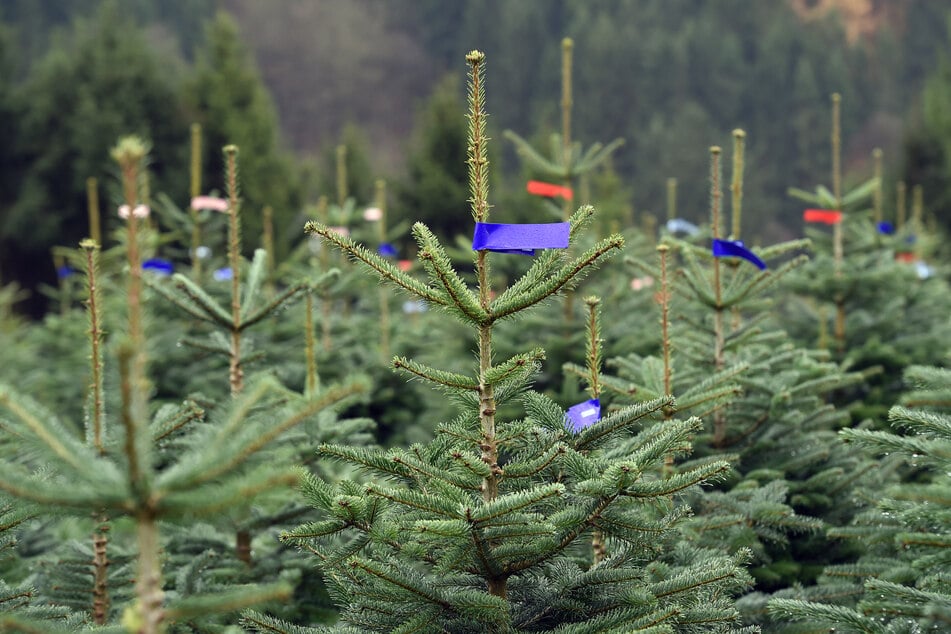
[666,178,677,222]
[730,130,746,330]
[561,39,575,320]
[872,148,883,224]
[658,244,676,470]
[709,146,727,446]
[86,178,101,247]
[831,94,845,350]
[84,237,110,623]
[316,196,333,352]
[730,130,745,240]
[263,205,275,297]
[561,37,573,222]
[658,246,673,401]
[478,323,500,505]
[190,124,203,279]
[305,292,318,396]
[376,180,391,362]
[831,93,843,273]
[92,513,110,625]
[82,240,105,454]
[225,146,244,397]
[135,510,165,634]
[336,145,348,207]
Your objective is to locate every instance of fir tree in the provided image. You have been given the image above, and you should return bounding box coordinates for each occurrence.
[0,137,362,632]
[185,10,300,261]
[250,50,753,634]
[582,132,883,629]
[769,364,951,632]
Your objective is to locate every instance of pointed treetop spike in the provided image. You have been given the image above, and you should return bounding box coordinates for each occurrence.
[562,37,573,50]
[223,144,239,156]
[832,92,841,103]
[710,145,722,155]
[466,50,485,64]
[583,295,600,307]
[80,238,99,251]
[873,147,883,158]
[733,129,746,139]
[657,243,670,253]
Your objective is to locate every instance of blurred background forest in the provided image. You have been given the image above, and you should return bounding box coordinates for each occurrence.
[2,0,951,316]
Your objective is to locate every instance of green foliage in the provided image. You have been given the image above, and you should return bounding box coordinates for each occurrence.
[185,11,300,260]
[0,2,189,314]
[269,50,755,634]
[395,73,471,242]
[768,364,951,632]
[904,16,951,234]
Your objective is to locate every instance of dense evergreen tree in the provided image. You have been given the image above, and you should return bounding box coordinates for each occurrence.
[0,3,189,315]
[769,364,951,631]
[250,51,753,633]
[903,19,951,231]
[185,10,300,260]
[0,23,19,286]
[395,73,471,241]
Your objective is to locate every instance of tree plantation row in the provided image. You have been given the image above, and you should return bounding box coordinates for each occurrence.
[0,48,949,634]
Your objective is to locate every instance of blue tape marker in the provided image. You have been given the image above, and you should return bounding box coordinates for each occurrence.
[378,243,397,258]
[57,265,75,280]
[566,398,601,433]
[712,239,767,270]
[142,258,174,276]
[213,267,233,281]
[472,222,570,255]
[877,221,895,235]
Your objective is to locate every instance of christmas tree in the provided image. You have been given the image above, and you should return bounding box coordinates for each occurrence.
[770,363,951,631]
[247,51,754,633]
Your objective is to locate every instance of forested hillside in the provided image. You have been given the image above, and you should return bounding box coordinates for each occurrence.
[1,0,950,313]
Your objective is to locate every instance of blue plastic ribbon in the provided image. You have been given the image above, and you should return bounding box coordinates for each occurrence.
[142,258,174,276]
[378,243,397,258]
[472,222,570,255]
[712,239,766,270]
[666,218,700,236]
[877,221,895,235]
[566,398,601,433]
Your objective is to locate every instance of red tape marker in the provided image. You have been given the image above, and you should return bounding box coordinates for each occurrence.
[804,209,842,224]
[896,252,916,263]
[527,180,573,201]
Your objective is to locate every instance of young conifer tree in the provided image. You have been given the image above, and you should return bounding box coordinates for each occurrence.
[769,363,951,631]
[503,38,625,224]
[0,137,363,633]
[503,37,625,327]
[782,93,951,388]
[246,51,753,634]
[585,134,885,628]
